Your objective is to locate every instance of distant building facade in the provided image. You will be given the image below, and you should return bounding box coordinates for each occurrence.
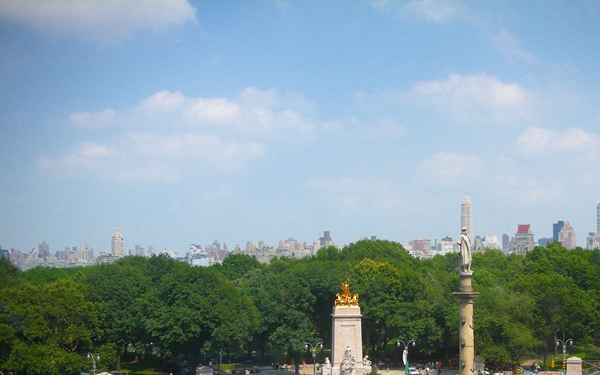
[38,241,50,259]
[553,221,565,241]
[502,234,510,253]
[473,235,484,253]
[438,236,455,255]
[111,227,124,257]
[558,221,577,249]
[461,197,473,240]
[514,224,534,254]
[597,202,600,234]
[482,235,501,250]
[538,237,552,247]
[586,233,600,250]
[586,202,600,249]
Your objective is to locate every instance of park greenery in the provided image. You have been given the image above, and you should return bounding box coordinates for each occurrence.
[1,240,599,375]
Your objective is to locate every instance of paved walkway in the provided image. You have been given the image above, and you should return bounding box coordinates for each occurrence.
[257,366,448,375]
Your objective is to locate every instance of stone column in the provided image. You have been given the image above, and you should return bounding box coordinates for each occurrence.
[453,272,479,375]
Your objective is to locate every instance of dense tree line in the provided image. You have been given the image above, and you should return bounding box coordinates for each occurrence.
[1,240,599,375]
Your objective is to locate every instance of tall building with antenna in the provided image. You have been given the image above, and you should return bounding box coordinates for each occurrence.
[461,197,473,240]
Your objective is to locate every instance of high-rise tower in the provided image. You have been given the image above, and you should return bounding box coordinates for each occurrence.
[597,202,600,234]
[558,221,577,250]
[111,227,124,257]
[461,197,473,240]
[553,221,565,241]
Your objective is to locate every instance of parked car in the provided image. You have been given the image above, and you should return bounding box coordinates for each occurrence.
[408,367,421,375]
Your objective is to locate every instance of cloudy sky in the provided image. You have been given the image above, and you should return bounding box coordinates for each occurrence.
[1,1,599,254]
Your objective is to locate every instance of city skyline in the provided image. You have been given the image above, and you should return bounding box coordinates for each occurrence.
[1,2,599,254]
[5,200,600,271]
[5,199,599,256]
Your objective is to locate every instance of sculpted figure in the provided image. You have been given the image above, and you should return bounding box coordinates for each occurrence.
[457,227,472,273]
[334,279,359,306]
[363,355,372,367]
[341,346,356,375]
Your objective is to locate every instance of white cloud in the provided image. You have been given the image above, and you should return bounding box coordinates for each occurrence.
[37,132,264,182]
[69,108,117,129]
[0,0,196,44]
[403,73,529,123]
[401,0,460,23]
[236,87,318,114]
[414,152,480,184]
[373,0,462,23]
[183,97,243,124]
[490,28,535,63]
[137,91,186,115]
[517,127,600,159]
[38,87,318,182]
[37,142,117,173]
[133,89,315,136]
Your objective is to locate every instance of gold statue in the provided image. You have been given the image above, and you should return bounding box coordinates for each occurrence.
[334,279,359,306]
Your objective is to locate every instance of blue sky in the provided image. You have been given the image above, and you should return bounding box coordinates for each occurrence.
[1,0,599,254]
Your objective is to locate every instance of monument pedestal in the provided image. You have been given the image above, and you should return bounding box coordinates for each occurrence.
[453,272,479,375]
[330,305,370,375]
[566,356,582,375]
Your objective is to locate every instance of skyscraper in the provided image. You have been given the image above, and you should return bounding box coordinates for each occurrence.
[597,202,600,234]
[553,221,565,241]
[38,241,49,258]
[558,221,576,250]
[461,197,473,239]
[111,227,124,257]
[320,231,332,246]
[502,234,509,253]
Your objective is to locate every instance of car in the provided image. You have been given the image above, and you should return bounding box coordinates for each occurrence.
[408,368,421,375]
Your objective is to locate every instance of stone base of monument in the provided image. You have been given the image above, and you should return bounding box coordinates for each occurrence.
[566,356,582,375]
[330,304,371,375]
[329,366,372,375]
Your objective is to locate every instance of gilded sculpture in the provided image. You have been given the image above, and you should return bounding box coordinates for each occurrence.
[334,279,359,306]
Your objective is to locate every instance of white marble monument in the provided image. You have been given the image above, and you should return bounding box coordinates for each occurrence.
[330,280,371,375]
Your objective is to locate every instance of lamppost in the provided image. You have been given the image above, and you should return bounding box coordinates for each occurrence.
[397,340,416,375]
[305,341,323,375]
[87,352,100,375]
[556,337,573,375]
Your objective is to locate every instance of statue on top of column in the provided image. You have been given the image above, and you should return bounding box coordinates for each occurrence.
[334,279,359,306]
[457,227,472,273]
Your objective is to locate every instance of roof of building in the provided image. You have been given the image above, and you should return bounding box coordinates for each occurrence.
[517,224,531,233]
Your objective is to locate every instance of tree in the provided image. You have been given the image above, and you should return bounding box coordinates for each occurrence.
[84,258,151,367]
[0,277,107,375]
[214,253,264,281]
[244,261,316,374]
[475,289,540,367]
[143,261,258,373]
